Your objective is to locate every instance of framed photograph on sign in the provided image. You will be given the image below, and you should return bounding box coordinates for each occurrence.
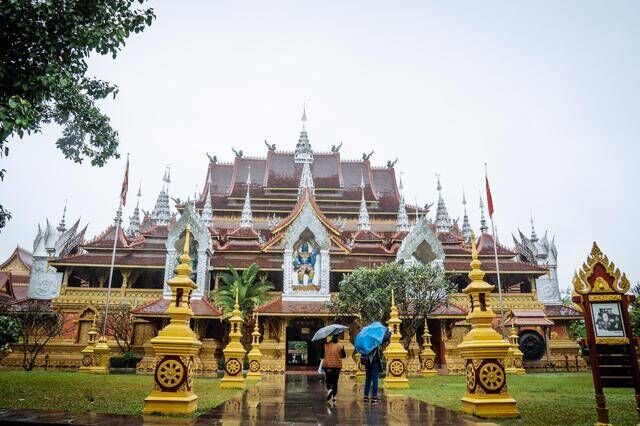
[591,302,625,338]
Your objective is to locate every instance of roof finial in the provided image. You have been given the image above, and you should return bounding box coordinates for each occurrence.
[434,174,451,233]
[530,210,538,242]
[127,182,143,236]
[152,168,171,226]
[301,103,307,130]
[294,104,313,164]
[240,166,253,228]
[396,172,409,231]
[57,200,67,233]
[461,188,471,243]
[358,171,371,231]
[479,192,488,234]
[201,185,213,227]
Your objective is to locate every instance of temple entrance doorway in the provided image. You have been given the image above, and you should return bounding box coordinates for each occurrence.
[285,318,325,371]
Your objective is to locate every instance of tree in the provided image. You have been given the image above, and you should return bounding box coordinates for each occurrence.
[0,315,20,351]
[631,282,640,337]
[105,303,135,354]
[561,287,587,340]
[328,262,456,350]
[213,264,274,319]
[3,300,66,371]
[0,0,156,229]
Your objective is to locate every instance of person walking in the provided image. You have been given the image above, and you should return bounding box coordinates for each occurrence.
[322,334,346,402]
[363,345,382,404]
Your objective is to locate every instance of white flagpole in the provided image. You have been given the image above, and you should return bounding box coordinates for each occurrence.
[102,198,123,337]
[485,164,507,339]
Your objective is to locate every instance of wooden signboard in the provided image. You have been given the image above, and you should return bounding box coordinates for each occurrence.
[572,242,640,425]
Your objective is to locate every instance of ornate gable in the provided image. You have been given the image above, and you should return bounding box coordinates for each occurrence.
[396,217,445,265]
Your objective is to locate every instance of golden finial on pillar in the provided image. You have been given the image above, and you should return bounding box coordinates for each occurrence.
[505,326,526,375]
[246,313,263,379]
[457,232,519,418]
[383,287,410,389]
[143,224,202,415]
[79,314,101,372]
[220,287,246,388]
[420,319,437,377]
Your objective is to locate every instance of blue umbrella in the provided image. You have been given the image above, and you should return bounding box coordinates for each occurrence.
[355,322,389,355]
[311,324,348,342]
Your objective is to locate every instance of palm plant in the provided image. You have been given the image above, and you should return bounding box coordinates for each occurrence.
[214,264,274,318]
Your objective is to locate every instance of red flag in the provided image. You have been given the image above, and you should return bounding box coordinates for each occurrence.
[121,155,129,206]
[485,173,494,218]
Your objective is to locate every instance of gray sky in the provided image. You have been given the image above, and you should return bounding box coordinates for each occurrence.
[1,1,638,292]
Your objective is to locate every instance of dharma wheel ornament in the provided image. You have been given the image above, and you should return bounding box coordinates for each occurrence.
[420,319,437,377]
[220,288,247,389]
[79,315,99,372]
[457,232,519,418]
[246,314,263,379]
[143,225,202,415]
[505,326,526,375]
[383,288,410,389]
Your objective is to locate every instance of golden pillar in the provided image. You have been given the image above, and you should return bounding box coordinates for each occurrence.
[143,224,203,415]
[420,319,437,377]
[90,336,111,374]
[341,329,357,374]
[246,315,263,379]
[383,289,410,389]
[220,288,246,389]
[457,233,519,418]
[505,326,526,375]
[79,316,99,372]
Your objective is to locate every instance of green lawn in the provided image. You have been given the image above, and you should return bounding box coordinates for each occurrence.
[0,371,241,416]
[397,373,638,426]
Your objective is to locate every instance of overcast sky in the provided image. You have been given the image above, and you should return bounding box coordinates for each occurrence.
[1,1,638,292]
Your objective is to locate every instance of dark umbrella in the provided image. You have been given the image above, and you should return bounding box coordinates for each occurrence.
[311,324,348,342]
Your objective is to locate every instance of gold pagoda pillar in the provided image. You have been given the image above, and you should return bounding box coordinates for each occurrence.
[457,233,519,418]
[143,225,203,415]
[505,326,526,375]
[79,316,99,372]
[220,288,246,389]
[341,328,357,374]
[90,335,111,374]
[246,315,263,379]
[383,289,409,389]
[354,352,366,380]
[420,319,437,377]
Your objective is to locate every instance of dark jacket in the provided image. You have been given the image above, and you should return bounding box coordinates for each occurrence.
[362,347,383,371]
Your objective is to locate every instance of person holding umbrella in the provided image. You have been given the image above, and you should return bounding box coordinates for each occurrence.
[355,322,391,404]
[312,324,347,402]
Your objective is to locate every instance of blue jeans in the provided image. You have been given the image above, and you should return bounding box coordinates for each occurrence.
[364,363,379,397]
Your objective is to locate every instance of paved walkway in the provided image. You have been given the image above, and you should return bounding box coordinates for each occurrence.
[0,374,483,425]
[198,374,482,425]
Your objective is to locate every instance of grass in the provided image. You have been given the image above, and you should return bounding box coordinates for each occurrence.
[397,373,638,426]
[0,371,242,417]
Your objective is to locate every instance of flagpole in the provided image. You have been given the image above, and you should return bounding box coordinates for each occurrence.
[101,198,123,337]
[102,154,129,337]
[485,163,507,339]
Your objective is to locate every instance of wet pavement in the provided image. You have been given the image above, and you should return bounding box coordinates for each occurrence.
[0,374,483,425]
[197,374,482,425]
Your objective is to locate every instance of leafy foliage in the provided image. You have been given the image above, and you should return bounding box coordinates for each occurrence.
[561,287,587,340]
[0,0,155,228]
[0,315,20,349]
[213,264,274,319]
[0,300,66,371]
[631,282,640,337]
[328,262,456,349]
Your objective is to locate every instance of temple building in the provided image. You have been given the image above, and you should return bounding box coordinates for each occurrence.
[1,111,583,374]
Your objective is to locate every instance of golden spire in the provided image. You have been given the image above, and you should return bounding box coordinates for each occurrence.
[468,231,485,282]
[232,287,242,318]
[174,224,193,277]
[253,313,260,334]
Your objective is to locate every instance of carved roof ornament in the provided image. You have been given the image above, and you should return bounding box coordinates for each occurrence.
[152,167,171,226]
[387,158,398,168]
[298,161,315,196]
[294,104,313,164]
[264,139,276,151]
[357,172,371,231]
[434,174,451,233]
[479,192,489,234]
[331,141,342,153]
[240,166,253,228]
[530,211,539,242]
[206,152,217,163]
[232,147,243,158]
[461,189,471,243]
[573,242,631,295]
[396,173,410,232]
[201,187,213,228]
